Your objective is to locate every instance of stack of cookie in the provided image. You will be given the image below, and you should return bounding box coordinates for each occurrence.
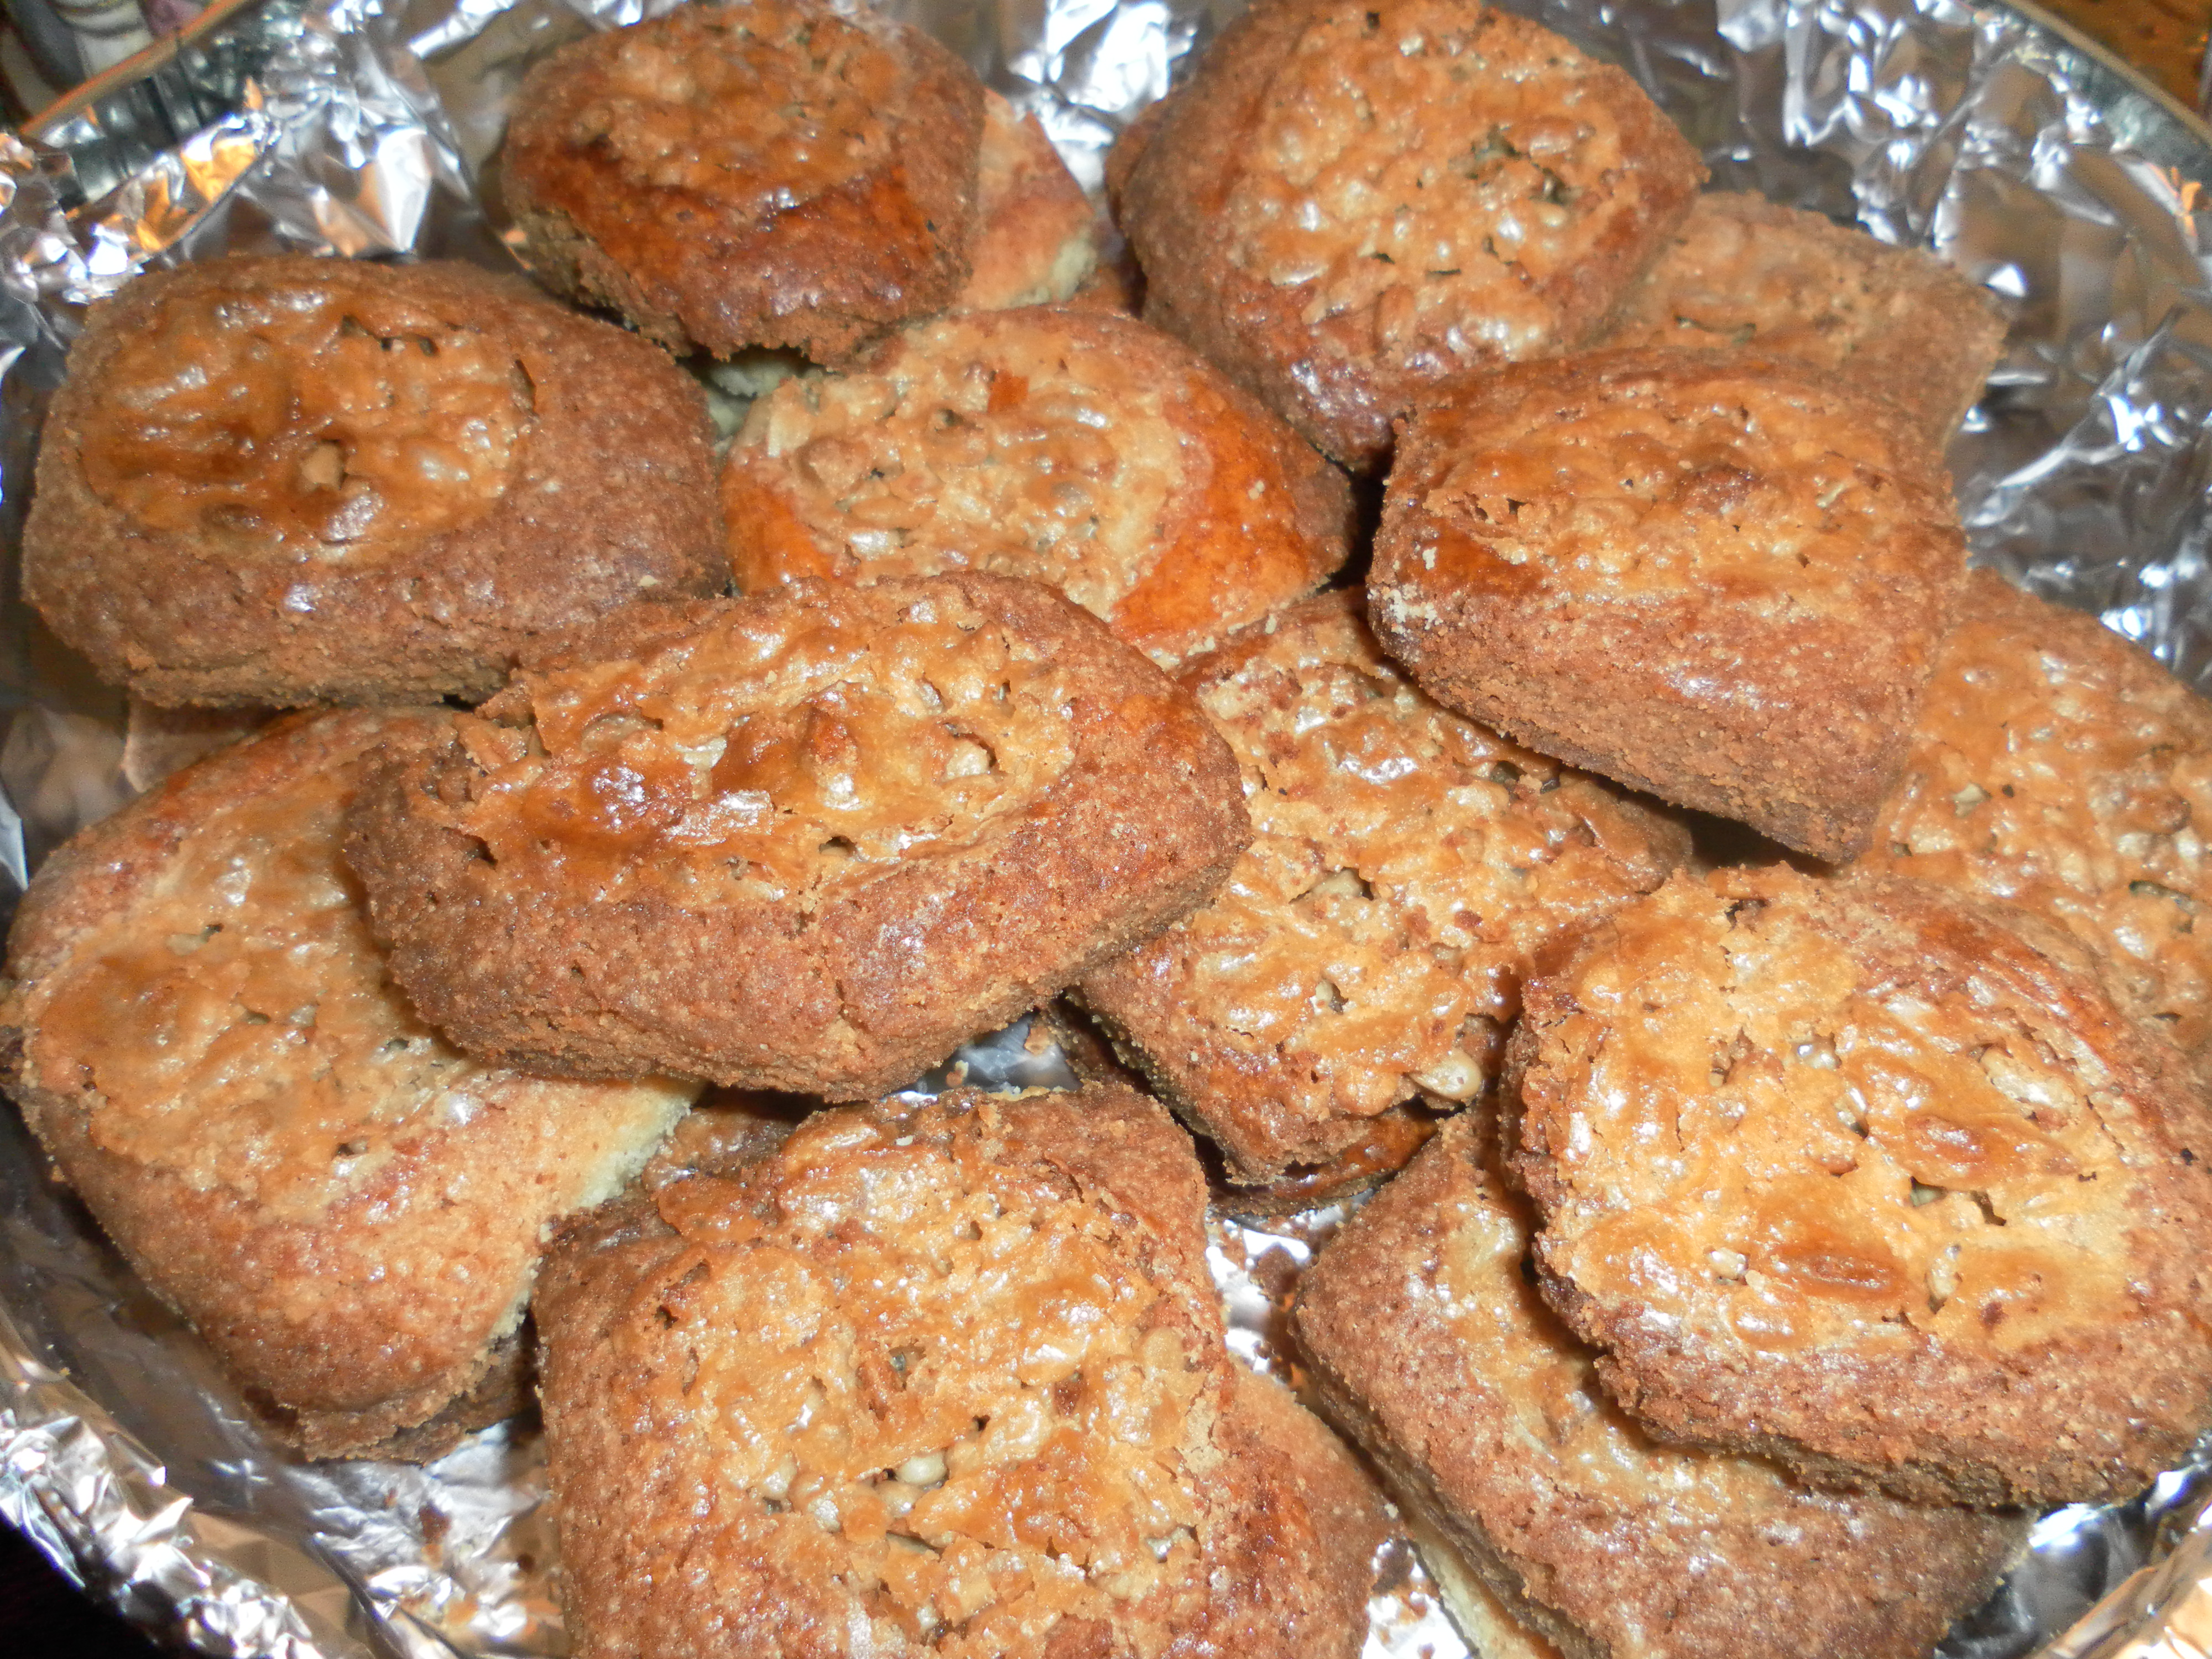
[1093,3,2212,1656]
[5,0,2209,1653]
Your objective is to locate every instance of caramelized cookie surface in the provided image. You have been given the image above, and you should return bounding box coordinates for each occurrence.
[2,709,693,1457]
[346,575,1250,1097]
[723,307,1351,665]
[1081,592,1687,1178]
[1296,1115,2026,1659]
[536,1086,1378,1658]
[1509,865,2212,1505]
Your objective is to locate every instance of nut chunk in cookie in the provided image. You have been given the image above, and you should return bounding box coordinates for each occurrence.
[1078,592,1688,1181]
[24,257,722,709]
[0,709,696,1459]
[1854,568,2212,1051]
[534,1087,1381,1658]
[1294,1115,2026,1659]
[502,0,984,362]
[1116,0,1702,471]
[346,575,1250,1098]
[722,307,1353,667]
[1370,349,1969,861]
[1509,865,2212,1507]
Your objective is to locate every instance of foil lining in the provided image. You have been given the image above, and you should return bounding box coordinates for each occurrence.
[0,0,2208,1654]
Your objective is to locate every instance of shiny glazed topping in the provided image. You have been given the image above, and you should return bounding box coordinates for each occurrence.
[1222,0,1636,367]
[628,1105,1209,1651]
[1529,870,2140,1359]
[1417,366,1921,613]
[1162,601,1678,1113]
[733,316,1187,618]
[79,285,533,561]
[554,2,896,217]
[30,745,505,1217]
[1860,578,2212,1047]
[455,589,1078,907]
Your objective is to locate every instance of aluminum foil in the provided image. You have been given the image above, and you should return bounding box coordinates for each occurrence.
[2,0,2211,1654]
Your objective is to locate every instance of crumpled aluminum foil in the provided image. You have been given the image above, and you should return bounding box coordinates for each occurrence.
[1,0,2210,1653]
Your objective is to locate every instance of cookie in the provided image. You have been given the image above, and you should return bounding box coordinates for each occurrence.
[534,1085,1383,1657]
[1855,568,2212,1050]
[1369,349,1969,860]
[957,92,1100,312]
[23,256,722,708]
[1078,592,1689,1179]
[0,708,695,1458]
[503,0,984,362]
[1295,1114,2027,1659]
[721,307,1353,666]
[1509,864,2212,1506]
[1599,193,2008,445]
[1115,0,1703,469]
[345,574,1250,1097]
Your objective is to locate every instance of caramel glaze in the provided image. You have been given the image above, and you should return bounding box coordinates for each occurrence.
[79,283,531,563]
[503,0,982,361]
[451,586,1078,910]
[1510,864,2212,1505]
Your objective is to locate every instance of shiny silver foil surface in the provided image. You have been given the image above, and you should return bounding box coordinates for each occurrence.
[1,0,2211,1653]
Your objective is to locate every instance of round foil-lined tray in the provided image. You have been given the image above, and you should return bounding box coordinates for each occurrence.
[3,0,2212,1655]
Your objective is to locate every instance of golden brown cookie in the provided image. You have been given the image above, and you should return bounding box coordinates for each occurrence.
[24,255,722,709]
[1509,864,2212,1507]
[345,575,1250,1098]
[1295,1115,2028,1659]
[1369,349,1969,862]
[1078,592,1689,1180]
[534,1086,1381,1658]
[0,708,696,1459]
[957,92,1100,312]
[1599,192,2008,445]
[1854,568,2212,1050]
[1115,0,1703,471]
[502,0,984,362]
[721,307,1353,666]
